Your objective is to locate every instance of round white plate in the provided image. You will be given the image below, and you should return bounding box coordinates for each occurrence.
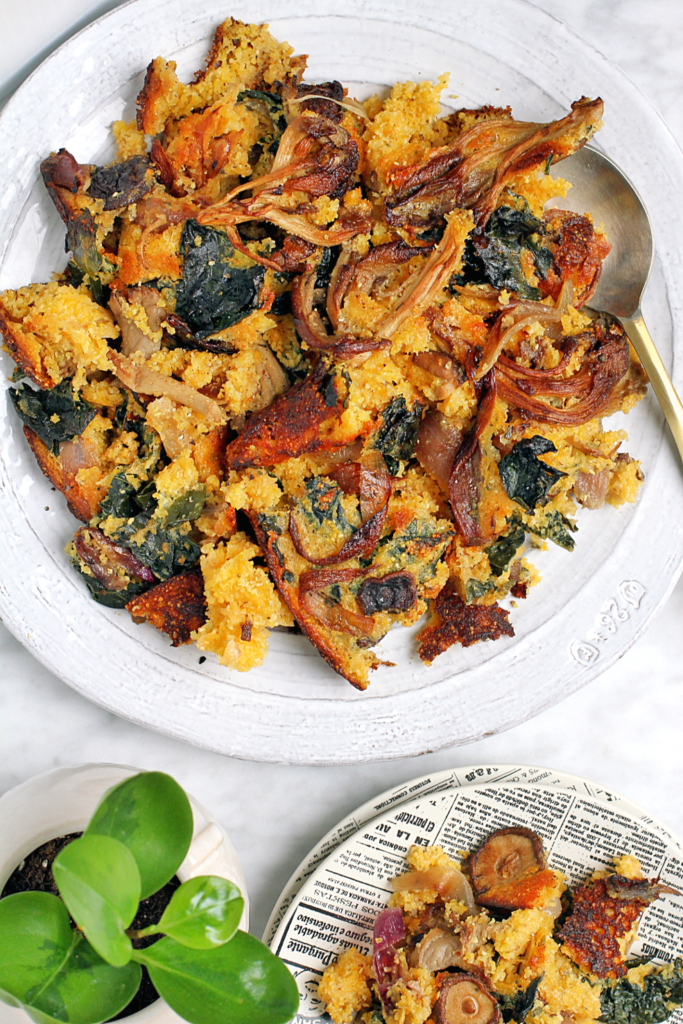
[267,777,683,1023]
[1,0,683,764]
[262,762,682,942]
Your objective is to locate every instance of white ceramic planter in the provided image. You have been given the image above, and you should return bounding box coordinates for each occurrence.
[0,764,249,1024]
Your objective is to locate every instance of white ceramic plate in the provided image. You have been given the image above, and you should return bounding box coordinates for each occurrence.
[262,762,682,943]
[267,775,683,1023]
[1,0,683,764]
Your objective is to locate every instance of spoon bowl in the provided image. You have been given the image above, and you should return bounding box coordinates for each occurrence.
[550,145,683,460]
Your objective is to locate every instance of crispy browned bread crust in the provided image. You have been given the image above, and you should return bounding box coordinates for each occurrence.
[0,307,54,389]
[249,511,375,690]
[126,566,207,646]
[225,363,346,469]
[418,586,514,663]
[559,876,647,979]
[23,426,102,522]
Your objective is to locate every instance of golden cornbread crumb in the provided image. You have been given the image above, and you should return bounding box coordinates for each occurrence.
[364,76,449,190]
[0,283,118,388]
[317,948,374,1024]
[112,119,148,160]
[195,533,294,670]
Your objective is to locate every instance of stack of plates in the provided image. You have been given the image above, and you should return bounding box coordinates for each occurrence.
[265,765,683,1023]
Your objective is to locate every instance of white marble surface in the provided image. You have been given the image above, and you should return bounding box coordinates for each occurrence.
[1,0,683,949]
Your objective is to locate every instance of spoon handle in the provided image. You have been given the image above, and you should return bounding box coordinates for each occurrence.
[621,312,683,462]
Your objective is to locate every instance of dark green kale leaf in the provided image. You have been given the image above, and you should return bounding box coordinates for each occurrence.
[314,246,342,289]
[98,471,139,520]
[9,379,97,454]
[73,566,148,609]
[66,208,103,279]
[498,436,566,511]
[486,519,526,577]
[527,509,578,551]
[257,512,286,537]
[164,487,207,527]
[65,260,109,305]
[122,520,200,580]
[465,578,497,602]
[175,220,266,339]
[301,477,349,530]
[498,976,543,1022]
[88,155,153,210]
[600,959,683,1024]
[453,201,550,300]
[374,397,424,475]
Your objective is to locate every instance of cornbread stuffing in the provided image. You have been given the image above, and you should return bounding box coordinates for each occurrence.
[1,19,647,686]
[319,830,682,1024]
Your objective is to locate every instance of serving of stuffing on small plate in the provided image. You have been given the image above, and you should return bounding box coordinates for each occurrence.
[319,828,682,1024]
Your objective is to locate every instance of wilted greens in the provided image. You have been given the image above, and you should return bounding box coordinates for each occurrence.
[9,378,97,453]
[176,220,266,339]
[498,435,566,511]
[599,959,683,1024]
[373,396,424,475]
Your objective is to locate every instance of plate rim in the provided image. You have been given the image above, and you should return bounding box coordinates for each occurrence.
[2,0,683,764]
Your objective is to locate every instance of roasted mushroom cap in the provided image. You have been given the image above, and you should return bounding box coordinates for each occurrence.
[357,571,418,615]
[470,827,551,910]
[435,974,501,1024]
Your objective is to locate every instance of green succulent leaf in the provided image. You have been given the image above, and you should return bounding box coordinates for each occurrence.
[135,930,299,1024]
[150,876,243,949]
[52,835,140,967]
[0,891,140,1023]
[86,771,194,899]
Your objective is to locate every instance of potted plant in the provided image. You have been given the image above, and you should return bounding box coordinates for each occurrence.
[0,765,298,1024]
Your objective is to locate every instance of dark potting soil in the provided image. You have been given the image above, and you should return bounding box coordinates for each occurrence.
[1,833,181,1020]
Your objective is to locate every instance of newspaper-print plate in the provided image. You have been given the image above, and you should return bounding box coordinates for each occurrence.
[268,781,683,1023]
[263,763,681,943]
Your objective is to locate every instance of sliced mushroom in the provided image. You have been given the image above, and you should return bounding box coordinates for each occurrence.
[357,572,418,615]
[411,928,463,971]
[415,409,464,493]
[434,974,501,1024]
[469,827,549,910]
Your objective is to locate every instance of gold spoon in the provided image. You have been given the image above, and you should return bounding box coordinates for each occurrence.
[554,145,683,458]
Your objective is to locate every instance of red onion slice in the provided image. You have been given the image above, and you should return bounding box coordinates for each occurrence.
[373,907,406,1011]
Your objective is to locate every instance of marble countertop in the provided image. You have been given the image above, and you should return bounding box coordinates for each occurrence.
[1,0,683,948]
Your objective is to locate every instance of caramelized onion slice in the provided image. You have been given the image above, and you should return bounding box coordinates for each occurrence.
[416,410,464,492]
[109,350,224,425]
[74,527,154,590]
[574,469,611,510]
[411,928,463,972]
[604,875,681,903]
[391,863,477,914]
[59,438,100,476]
[359,449,392,522]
